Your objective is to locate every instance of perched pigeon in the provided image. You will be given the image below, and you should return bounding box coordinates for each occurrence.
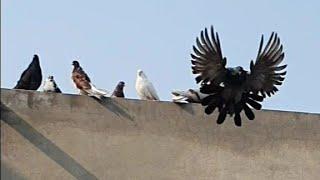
[71,61,110,99]
[111,81,125,98]
[191,26,287,126]
[172,89,208,103]
[135,69,160,100]
[43,75,62,93]
[14,54,42,90]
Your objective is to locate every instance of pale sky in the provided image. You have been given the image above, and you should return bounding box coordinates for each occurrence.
[2,0,319,113]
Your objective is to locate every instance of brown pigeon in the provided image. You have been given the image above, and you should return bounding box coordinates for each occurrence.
[14,54,42,90]
[71,61,109,99]
[191,26,287,126]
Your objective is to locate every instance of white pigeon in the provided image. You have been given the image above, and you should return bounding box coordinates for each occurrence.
[135,69,160,100]
[43,75,62,93]
[171,89,208,103]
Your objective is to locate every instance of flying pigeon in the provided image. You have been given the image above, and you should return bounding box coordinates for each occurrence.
[135,69,160,100]
[71,61,110,99]
[172,89,208,103]
[43,75,62,93]
[111,81,125,98]
[14,54,42,90]
[191,26,287,126]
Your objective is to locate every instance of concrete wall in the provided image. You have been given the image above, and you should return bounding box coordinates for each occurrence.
[1,88,320,180]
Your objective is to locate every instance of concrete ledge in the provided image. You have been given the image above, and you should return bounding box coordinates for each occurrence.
[1,88,320,180]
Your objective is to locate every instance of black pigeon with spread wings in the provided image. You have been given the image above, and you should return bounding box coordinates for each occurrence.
[191,26,287,126]
[14,54,42,90]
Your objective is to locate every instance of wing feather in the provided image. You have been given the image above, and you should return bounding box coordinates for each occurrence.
[191,26,227,85]
[146,82,160,100]
[246,32,287,97]
[72,71,91,90]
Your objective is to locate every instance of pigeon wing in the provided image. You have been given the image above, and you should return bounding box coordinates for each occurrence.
[72,70,91,90]
[14,68,31,89]
[55,87,62,93]
[191,26,228,85]
[53,81,62,93]
[145,81,159,100]
[14,55,42,90]
[246,33,287,97]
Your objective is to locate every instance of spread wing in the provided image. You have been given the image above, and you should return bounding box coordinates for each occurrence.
[246,32,287,97]
[191,26,227,84]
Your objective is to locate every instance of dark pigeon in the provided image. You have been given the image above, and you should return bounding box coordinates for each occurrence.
[14,54,42,90]
[112,81,125,98]
[191,26,287,126]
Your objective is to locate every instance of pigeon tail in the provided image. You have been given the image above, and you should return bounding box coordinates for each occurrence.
[172,96,188,103]
[171,90,189,103]
[84,83,110,99]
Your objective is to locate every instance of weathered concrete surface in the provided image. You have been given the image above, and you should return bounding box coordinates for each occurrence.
[1,88,320,180]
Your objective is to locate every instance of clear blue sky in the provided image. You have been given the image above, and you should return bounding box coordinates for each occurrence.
[2,0,319,113]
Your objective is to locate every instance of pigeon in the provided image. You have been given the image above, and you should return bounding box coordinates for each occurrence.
[14,54,42,90]
[191,26,287,126]
[172,89,208,103]
[135,69,160,100]
[71,61,110,99]
[111,81,125,98]
[43,75,62,93]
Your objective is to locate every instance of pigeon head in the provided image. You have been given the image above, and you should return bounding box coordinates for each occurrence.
[45,76,55,83]
[118,81,125,87]
[235,66,243,71]
[137,69,143,75]
[33,54,39,61]
[116,81,125,90]
[48,75,54,80]
[72,61,80,67]
[31,54,40,65]
[137,69,147,78]
[228,66,246,76]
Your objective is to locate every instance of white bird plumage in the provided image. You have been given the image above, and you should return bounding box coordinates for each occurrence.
[43,76,61,93]
[171,89,208,103]
[135,69,160,100]
[81,83,111,99]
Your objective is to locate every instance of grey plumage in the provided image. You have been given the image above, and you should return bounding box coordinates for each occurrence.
[14,54,42,90]
[172,89,208,103]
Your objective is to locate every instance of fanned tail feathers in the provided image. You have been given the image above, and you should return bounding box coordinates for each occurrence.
[202,91,263,127]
